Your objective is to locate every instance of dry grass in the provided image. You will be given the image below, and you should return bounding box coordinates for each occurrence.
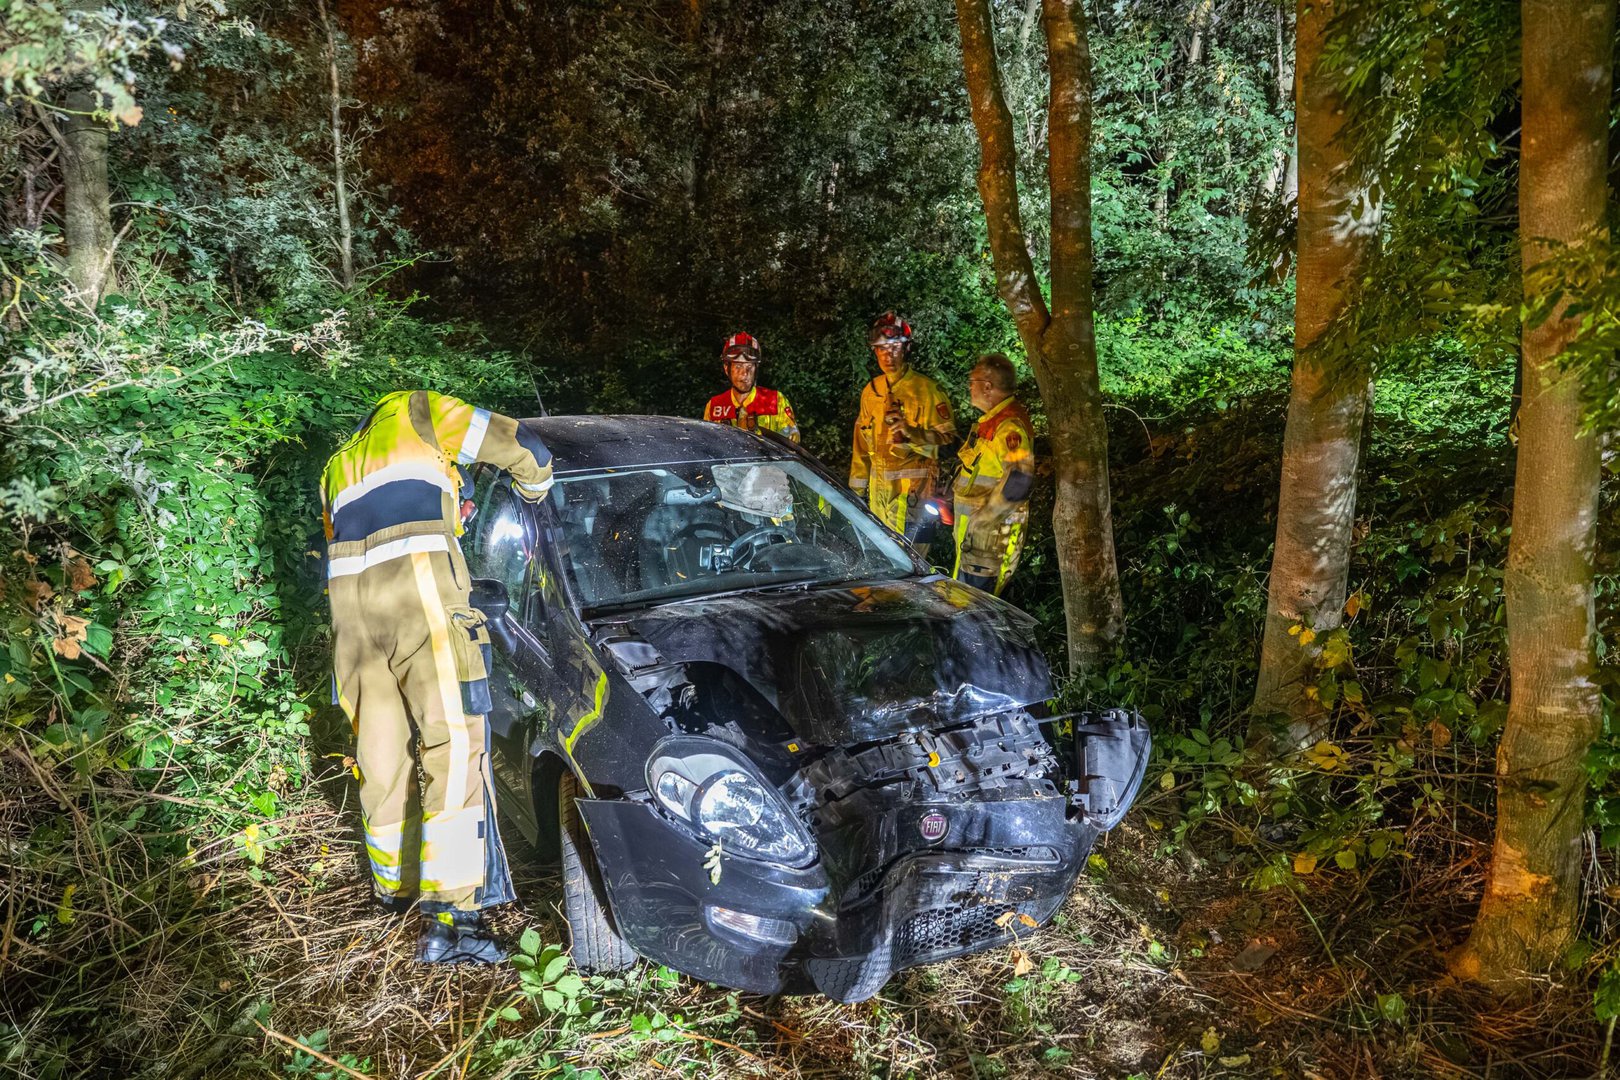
[2,751,1614,1080]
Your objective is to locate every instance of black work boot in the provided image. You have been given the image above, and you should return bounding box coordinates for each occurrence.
[416,910,507,965]
[375,894,414,917]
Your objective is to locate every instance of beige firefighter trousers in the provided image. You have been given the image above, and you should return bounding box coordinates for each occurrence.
[328,527,511,911]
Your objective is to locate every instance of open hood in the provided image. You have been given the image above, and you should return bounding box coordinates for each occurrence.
[594,576,1053,744]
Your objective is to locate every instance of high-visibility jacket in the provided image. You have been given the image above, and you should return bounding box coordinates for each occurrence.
[952,395,1034,594]
[321,389,553,548]
[703,385,800,442]
[850,367,956,535]
[321,390,552,912]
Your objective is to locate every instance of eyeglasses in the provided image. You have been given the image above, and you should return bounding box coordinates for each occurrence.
[968,377,994,387]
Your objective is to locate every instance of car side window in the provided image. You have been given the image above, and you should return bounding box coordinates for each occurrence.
[468,474,538,628]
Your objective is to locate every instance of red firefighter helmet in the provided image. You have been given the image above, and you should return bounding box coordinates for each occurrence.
[867,311,913,350]
[720,331,762,364]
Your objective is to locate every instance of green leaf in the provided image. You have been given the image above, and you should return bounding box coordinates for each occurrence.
[518,928,541,956]
[1376,992,1407,1025]
[1596,963,1620,1021]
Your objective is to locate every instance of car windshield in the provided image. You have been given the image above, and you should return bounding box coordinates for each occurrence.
[551,458,915,612]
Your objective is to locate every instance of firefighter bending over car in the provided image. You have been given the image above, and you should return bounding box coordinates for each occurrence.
[953,353,1035,594]
[850,312,956,540]
[702,331,799,442]
[322,390,553,964]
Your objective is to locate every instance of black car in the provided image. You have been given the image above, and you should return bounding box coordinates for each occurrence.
[464,415,1148,1002]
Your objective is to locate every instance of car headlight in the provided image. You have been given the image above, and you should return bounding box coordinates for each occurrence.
[647,739,814,865]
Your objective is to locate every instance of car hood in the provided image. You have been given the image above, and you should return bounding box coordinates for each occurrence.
[593,576,1053,744]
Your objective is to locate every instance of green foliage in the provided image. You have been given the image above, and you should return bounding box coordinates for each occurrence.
[512,932,596,1018]
[1596,962,1620,1023]
[0,0,184,126]
[4,0,1617,1071]
[282,1029,372,1079]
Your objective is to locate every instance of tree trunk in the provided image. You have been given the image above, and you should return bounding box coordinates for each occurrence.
[955,0,1124,676]
[317,0,354,290]
[60,88,117,304]
[1249,0,1371,751]
[1260,4,1296,285]
[1451,0,1613,988]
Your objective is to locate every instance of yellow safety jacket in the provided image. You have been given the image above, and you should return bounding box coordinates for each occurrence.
[850,367,956,534]
[952,395,1034,593]
[702,385,800,442]
[321,390,554,551]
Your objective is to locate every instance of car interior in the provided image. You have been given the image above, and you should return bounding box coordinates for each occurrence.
[547,463,880,610]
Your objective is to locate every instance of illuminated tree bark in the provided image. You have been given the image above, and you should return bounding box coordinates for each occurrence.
[1249,0,1370,750]
[1452,0,1614,987]
[955,0,1123,676]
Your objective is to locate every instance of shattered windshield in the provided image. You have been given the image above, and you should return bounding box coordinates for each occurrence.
[551,459,915,612]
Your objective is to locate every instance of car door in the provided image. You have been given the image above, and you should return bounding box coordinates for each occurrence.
[464,472,561,844]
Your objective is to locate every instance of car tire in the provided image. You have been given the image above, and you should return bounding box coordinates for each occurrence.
[558,770,637,973]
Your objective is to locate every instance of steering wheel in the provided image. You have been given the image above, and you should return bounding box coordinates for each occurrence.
[726,524,795,570]
[665,519,732,580]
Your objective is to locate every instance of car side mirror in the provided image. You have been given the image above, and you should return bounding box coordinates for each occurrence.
[470,578,518,653]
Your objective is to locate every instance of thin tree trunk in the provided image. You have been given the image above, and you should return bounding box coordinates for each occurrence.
[1041,0,1122,675]
[60,88,117,304]
[955,0,1123,676]
[1451,0,1613,988]
[1249,0,1371,751]
[1019,0,1041,50]
[317,0,354,290]
[1262,3,1295,199]
[1187,0,1212,65]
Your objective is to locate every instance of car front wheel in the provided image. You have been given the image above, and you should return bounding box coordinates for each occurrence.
[558,770,638,973]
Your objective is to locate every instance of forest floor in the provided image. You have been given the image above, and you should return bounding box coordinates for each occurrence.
[76,759,1606,1080]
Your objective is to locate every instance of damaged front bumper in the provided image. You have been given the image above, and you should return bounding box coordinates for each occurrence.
[580,708,1150,1001]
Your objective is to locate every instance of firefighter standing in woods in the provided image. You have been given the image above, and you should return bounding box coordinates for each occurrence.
[702,331,800,441]
[850,312,956,539]
[953,353,1035,594]
[322,390,554,964]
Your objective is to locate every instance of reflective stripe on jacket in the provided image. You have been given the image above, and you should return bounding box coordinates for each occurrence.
[952,396,1034,591]
[321,390,553,552]
[953,395,1034,515]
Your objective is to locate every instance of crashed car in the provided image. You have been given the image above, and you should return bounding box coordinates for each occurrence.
[463,415,1148,1001]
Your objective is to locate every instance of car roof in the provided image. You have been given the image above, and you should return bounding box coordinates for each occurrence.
[521,414,799,475]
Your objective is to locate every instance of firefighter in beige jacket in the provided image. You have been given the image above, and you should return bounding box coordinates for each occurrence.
[321,390,552,963]
[849,312,956,539]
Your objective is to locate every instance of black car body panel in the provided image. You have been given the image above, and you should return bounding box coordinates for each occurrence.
[597,575,1051,744]
[465,416,1149,1001]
